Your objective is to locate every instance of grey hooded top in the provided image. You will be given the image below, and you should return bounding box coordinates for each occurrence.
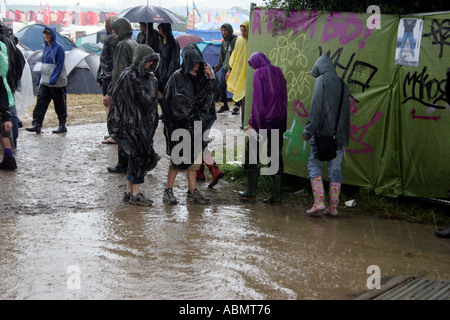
[302,55,350,148]
[107,18,138,96]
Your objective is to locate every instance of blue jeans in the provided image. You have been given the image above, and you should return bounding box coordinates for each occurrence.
[126,174,145,185]
[216,67,228,105]
[400,32,415,57]
[10,104,18,147]
[307,144,344,182]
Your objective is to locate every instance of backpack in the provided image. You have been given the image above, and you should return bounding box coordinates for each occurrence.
[0,23,26,93]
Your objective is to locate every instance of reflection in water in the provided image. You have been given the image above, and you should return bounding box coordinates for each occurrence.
[0,123,449,299]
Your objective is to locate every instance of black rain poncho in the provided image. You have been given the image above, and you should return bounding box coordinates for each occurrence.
[162,43,217,170]
[107,45,160,180]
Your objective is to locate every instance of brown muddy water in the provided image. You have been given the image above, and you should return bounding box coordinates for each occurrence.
[0,113,449,300]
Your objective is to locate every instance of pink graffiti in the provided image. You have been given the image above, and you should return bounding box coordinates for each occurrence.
[252,8,262,35]
[295,98,382,154]
[411,108,441,121]
[294,100,308,118]
[263,9,318,38]
[347,99,382,154]
[321,12,367,47]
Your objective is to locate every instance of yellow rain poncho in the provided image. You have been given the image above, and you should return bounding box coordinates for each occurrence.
[226,20,249,103]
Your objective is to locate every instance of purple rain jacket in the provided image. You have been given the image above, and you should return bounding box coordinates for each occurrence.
[247,52,287,132]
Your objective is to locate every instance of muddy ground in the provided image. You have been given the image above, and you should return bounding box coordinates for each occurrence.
[0,96,449,300]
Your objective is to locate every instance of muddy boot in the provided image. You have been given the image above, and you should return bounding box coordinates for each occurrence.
[238,168,258,200]
[306,176,326,215]
[0,154,17,171]
[107,148,128,173]
[324,182,341,217]
[196,164,206,181]
[52,118,67,134]
[435,227,450,239]
[25,121,42,134]
[263,175,282,205]
[217,103,229,113]
[206,162,224,188]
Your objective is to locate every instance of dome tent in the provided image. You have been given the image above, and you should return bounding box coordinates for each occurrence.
[15,24,77,52]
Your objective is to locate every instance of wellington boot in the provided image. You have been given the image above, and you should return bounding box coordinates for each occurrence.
[263,175,282,205]
[238,168,258,200]
[306,176,326,215]
[25,122,42,134]
[0,154,17,171]
[196,164,206,181]
[107,148,128,173]
[206,162,224,188]
[324,182,341,217]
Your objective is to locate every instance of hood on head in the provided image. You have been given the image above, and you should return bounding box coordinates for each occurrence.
[43,26,57,45]
[310,55,337,78]
[181,43,204,73]
[111,18,132,40]
[221,23,234,40]
[248,52,271,70]
[133,44,160,76]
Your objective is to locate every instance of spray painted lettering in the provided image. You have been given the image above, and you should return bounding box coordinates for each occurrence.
[402,66,447,109]
[319,47,378,95]
[422,19,450,59]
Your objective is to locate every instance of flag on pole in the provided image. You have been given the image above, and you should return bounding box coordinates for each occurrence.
[192,1,201,20]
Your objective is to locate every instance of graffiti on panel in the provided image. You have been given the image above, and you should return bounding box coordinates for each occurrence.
[422,19,450,59]
[270,32,313,101]
[283,101,309,162]
[346,98,383,154]
[402,66,447,111]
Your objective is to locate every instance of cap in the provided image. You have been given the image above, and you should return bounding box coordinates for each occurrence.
[43,27,51,34]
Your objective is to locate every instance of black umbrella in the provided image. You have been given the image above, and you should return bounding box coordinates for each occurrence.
[118,5,184,24]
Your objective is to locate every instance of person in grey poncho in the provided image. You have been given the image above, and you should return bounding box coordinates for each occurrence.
[107,45,160,206]
[302,55,350,217]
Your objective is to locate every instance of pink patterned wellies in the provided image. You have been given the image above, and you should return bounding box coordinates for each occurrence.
[324,182,341,216]
[306,176,326,215]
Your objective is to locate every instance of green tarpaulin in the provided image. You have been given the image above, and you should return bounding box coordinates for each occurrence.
[244,8,450,198]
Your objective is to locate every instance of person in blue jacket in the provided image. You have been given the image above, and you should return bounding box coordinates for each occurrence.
[26,26,68,134]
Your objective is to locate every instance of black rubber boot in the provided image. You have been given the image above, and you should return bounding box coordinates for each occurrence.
[238,168,258,200]
[0,154,17,171]
[263,175,282,205]
[52,118,67,134]
[25,121,42,134]
[435,227,450,239]
[107,148,128,173]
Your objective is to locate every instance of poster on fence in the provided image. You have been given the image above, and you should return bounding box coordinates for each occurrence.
[395,18,423,67]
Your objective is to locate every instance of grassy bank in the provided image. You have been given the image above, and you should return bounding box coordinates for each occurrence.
[220,163,450,227]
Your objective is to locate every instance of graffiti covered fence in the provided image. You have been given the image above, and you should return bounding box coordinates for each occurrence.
[245,8,450,198]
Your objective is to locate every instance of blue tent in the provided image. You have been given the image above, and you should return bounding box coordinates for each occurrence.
[15,24,77,52]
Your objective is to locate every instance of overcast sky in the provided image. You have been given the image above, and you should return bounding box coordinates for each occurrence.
[12,0,263,12]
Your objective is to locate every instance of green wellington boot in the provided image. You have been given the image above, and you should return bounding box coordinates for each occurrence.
[263,175,282,205]
[238,168,258,200]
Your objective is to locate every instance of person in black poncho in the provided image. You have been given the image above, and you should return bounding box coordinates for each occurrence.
[162,43,217,204]
[107,45,161,206]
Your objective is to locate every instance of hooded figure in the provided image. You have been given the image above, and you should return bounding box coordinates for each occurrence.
[163,43,217,170]
[302,54,350,217]
[25,26,68,134]
[104,17,138,174]
[214,23,238,113]
[238,52,287,205]
[107,45,160,206]
[247,52,287,132]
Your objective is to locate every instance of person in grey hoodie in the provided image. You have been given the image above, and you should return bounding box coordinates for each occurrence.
[302,55,350,217]
[213,23,237,113]
[103,17,138,174]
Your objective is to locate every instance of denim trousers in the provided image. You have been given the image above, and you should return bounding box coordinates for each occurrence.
[307,143,344,182]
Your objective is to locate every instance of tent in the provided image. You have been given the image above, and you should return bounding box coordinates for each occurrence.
[26,48,101,95]
[15,24,77,52]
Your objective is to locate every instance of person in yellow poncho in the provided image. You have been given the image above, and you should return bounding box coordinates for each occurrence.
[226,20,249,128]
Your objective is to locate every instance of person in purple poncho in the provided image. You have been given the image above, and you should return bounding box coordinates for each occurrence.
[238,52,287,205]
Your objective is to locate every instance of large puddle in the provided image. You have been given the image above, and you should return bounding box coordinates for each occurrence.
[1,119,449,299]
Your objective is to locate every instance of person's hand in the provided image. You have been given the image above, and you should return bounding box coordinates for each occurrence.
[245,124,253,132]
[225,71,231,81]
[204,63,213,80]
[157,91,164,99]
[103,95,111,108]
[97,82,102,88]
[4,121,12,132]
